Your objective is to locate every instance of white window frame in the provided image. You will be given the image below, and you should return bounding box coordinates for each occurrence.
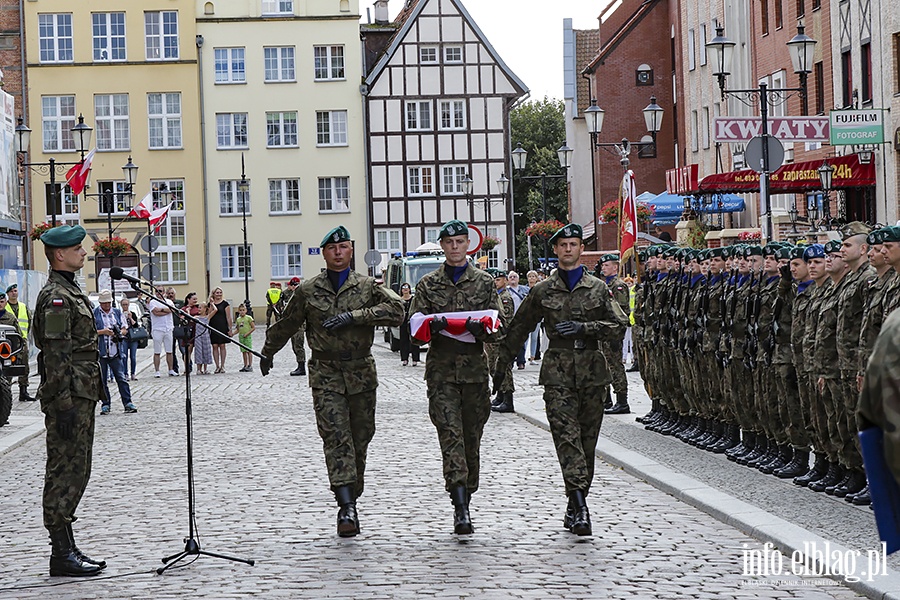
[41,95,76,152]
[268,178,300,214]
[219,180,250,215]
[419,46,438,63]
[96,180,131,215]
[424,228,440,244]
[314,45,345,80]
[318,177,350,213]
[148,92,182,149]
[408,166,434,197]
[688,28,696,71]
[214,47,246,84]
[702,107,710,149]
[271,243,303,279]
[375,229,403,254]
[221,244,252,281]
[264,46,295,82]
[266,111,298,148]
[38,14,73,64]
[691,110,699,152]
[483,226,500,269]
[261,0,293,15]
[406,100,432,131]
[444,45,463,63]
[92,12,126,62]
[95,94,131,151]
[316,110,348,146]
[151,179,188,284]
[145,11,179,61]
[217,113,248,149]
[441,165,467,195]
[699,24,708,67]
[439,100,466,130]
[47,183,80,226]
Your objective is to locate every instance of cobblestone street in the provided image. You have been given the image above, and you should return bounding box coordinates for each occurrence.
[0,330,880,599]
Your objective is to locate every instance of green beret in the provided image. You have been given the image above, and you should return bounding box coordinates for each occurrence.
[5,283,16,293]
[762,242,781,257]
[708,248,725,259]
[824,239,842,254]
[840,221,871,241]
[662,246,678,258]
[548,223,583,245]
[789,247,806,260]
[489,268,507,279]
[600,253,619,264]
[743,245,763,258]
[774,246,792,261]
[320,225,352,247]
[882,227,900,243]
[638,251,648,262]
[40,224,86,248]
[439,219,468,239]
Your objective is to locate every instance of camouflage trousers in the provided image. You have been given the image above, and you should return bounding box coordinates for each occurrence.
[809,377,840,462]
[311,387,376,497]
[19,338,30,388]
[291,325,306,366]
[544,385,607,494]
[838,371,864,470]
[725,361,753,431]
[794,369,814,450]
[43,397,96,531]
[773,362,806,448]
[601,339,627,396]
[427,381,491,493]
[485,344,514,393]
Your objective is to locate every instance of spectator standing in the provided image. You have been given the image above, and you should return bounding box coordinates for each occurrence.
[93,290,136,415]
[265,281,282,327]
[506,271,529,369]
[165,288,182,374]
[525,270,542,363]
[148,287,176,377]
[192,299,216,374]
[235,303,256,372]
[179,293,200,374]
[397,282,420,366]
[119,297,139,380]
[208,287,233,373]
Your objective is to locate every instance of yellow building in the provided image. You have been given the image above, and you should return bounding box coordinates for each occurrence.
[197,0,367,316]
[23,1,203,296]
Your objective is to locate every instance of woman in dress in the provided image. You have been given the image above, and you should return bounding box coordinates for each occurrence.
[180,293,200,373]
[192,300,216,374]
[208,287,233,373]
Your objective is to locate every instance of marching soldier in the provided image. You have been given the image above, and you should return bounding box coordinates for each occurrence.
[487,268,516,413]
[410,219,502,535]
[33,225,106,576]
[280,276,308,376]
[260,226,404,537]
[6,283,34,401]
[597,254,630,414]
[494,224,627,536]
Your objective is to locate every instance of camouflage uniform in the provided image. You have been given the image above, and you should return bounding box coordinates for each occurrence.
[498,270,627,494]
[280,286,307,367]
[261,271,403,496]
[812,278,844,463]
[858,270,896,376]
[754,274,780,444]
[33,270,103,532]
[858,310,900,483]
[485,287,515,394]
[410,265,501,493]
[601,274,629,399]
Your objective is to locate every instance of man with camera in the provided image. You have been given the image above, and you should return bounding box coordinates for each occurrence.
[93,289,136,415]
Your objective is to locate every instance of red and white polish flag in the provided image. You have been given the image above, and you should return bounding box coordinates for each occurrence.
[409,310,500,343]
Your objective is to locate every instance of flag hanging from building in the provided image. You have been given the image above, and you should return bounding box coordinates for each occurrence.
[619,169,638,262]
[148,203,172,232]
[64,148,96,196]
[129,192,153,219]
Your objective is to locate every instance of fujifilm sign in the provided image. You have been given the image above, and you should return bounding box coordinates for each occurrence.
[829,109,885,145]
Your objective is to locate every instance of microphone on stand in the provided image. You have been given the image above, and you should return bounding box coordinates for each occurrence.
[109,266,143,286]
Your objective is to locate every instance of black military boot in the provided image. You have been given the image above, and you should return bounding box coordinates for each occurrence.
[825,469,854,496]
[710,423,739,453]
[726,430,753,461]
[562,496,575,532]
[605,392,630,415]
[687,418,709,444]
[793,452,828,487]
[334,485,359,537]
[492,392,514,413]
[19,386,35,402]
[290,363,306,376]
[568,490,592,536]
[848,484,871,505]
[48,528,101,577]
[449,485,473,534]
[698,420,723,449]
[644,407,669,430]
[637,397,660,424]
[675,416,698,441]
[834,469,867,498]
[774,448,809,479]
[491,393,504,408]
[604,390,613,410]
[66,524,106,570]
[738,435,768,466]
[759,444,791,474]
[808,463,844,493]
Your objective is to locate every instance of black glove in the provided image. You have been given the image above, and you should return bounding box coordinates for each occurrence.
[56,407,77,441]
[465,317,485,337]
[260,356,273,376]
[491,369,506,395]
[430,316,448,334]
[322,312,354,331]
[779,264,792,280]
[555,321,586,338]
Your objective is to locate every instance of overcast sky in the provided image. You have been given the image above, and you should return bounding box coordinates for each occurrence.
[377,0,611,101]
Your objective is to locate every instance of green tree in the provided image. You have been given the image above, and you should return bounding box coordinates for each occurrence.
[509,97,568,272]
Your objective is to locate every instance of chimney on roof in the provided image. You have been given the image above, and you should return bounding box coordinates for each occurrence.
[374,0,390,24]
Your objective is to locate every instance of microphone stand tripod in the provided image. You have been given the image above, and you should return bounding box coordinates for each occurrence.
[120,276,264,574]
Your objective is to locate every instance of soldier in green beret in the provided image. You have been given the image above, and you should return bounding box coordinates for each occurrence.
[32,225,105,576]
[260,225,404,537]
[410,219,503,535]
[880,227,900,318]
[494,224,627,536]
[486,269,516,413]
[595,254,630,414]
[5,283,34,401]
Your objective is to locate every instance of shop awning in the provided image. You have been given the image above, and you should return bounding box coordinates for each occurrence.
[648,192,745,225]
[698,153,875,194]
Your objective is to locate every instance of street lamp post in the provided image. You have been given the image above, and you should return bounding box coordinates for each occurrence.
[511,142,573,272]
[706,24,816,241]
[817,161,835,225]
[238,154,252,316]
[584,97,663,250]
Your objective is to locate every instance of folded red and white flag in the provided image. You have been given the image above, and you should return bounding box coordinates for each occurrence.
[409,310,500,343]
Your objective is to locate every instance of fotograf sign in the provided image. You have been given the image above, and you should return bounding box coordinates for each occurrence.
[829,109,885,145]
[714,116,829,142]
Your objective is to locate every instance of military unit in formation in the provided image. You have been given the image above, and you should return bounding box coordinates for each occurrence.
[632,222,900,506]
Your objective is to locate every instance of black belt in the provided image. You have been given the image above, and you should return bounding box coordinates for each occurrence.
[548,338,599,351]
[73,350,99,361]
[430,335,484,355]
[311,349,371,362]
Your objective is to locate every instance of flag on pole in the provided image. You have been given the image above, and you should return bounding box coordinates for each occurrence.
[619,169,638,262]
[129,192,153,219]
[64,148,96,196]
[148,203,171,232]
